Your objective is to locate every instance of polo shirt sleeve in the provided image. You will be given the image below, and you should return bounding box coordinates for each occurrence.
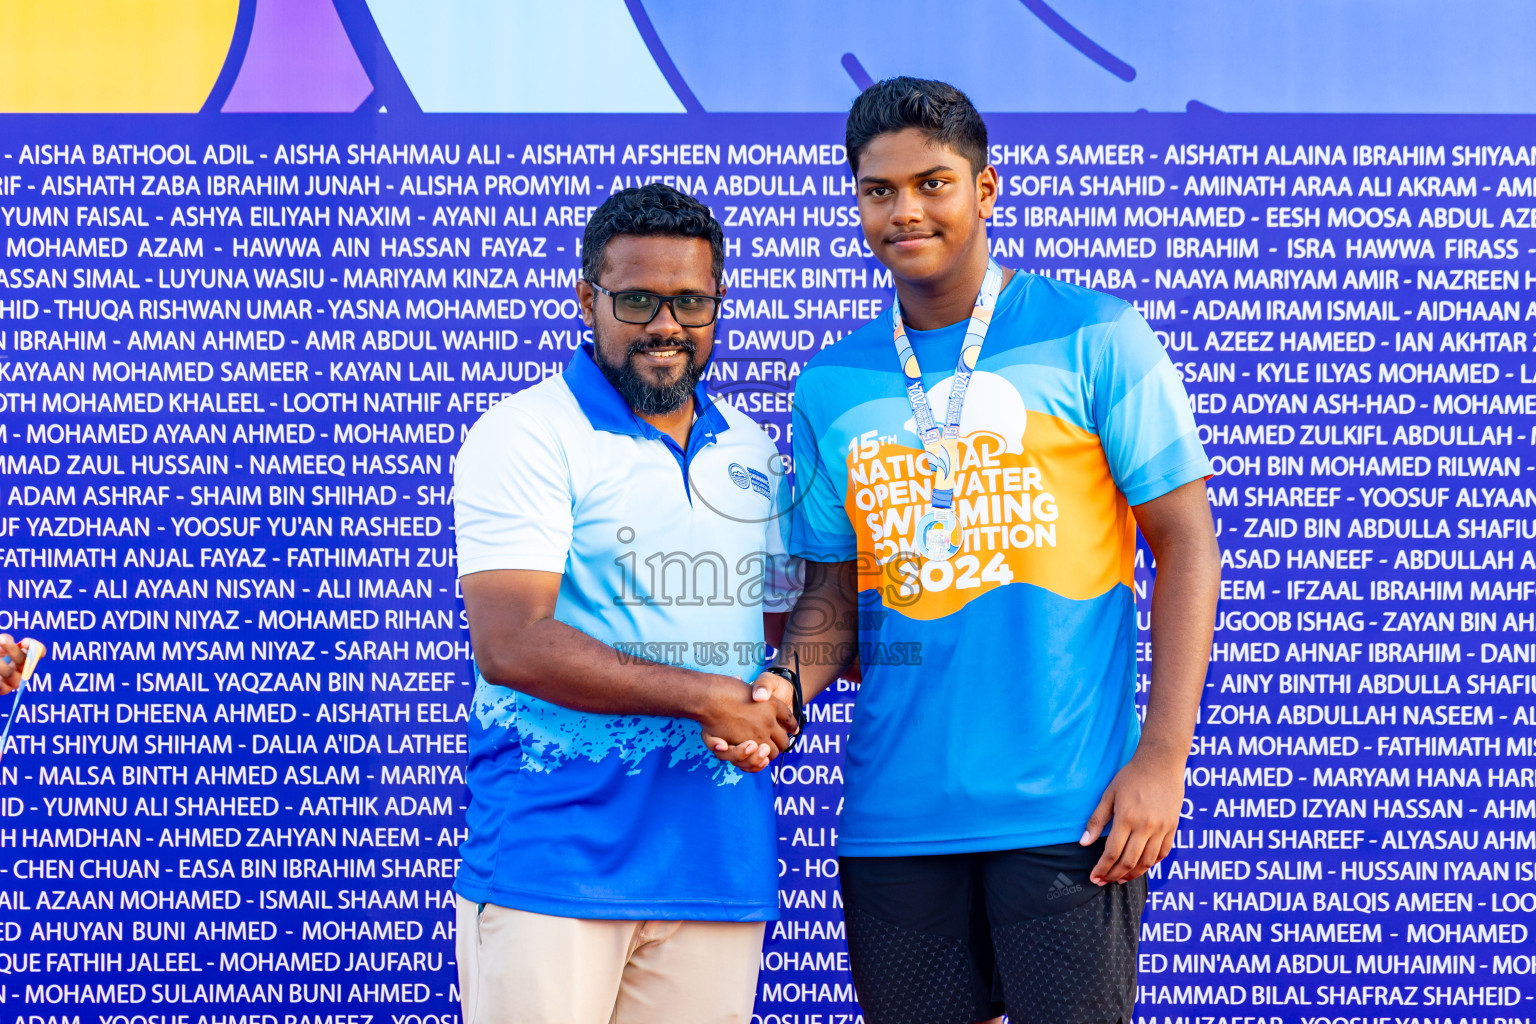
[454,404,574,576]
[1092,304,1214,508]
[789,375,859,563]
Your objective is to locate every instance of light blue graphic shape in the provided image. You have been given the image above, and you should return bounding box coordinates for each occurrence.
[471,677,518,731]
[638,0,1536,112]
[1044,0,1536,112]
[364,0,685,112]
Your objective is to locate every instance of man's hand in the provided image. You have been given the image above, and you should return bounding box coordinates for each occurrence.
[697,676,795,772]
[702,672,799,772]
[463,570,797,754]
[1080,750,1184,885]
[703,559,857,772]
[0,636,42,697]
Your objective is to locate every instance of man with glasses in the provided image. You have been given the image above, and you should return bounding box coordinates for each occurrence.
[452,183,800,1024]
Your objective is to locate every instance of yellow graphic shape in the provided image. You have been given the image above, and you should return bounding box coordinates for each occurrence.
[846,411,1135,621]
[0,0,238,112]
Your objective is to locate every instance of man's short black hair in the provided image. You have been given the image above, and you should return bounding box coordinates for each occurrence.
[845,77,989,176]
[582,182,724,288]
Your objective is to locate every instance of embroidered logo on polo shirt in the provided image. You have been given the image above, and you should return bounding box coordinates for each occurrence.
[747,468,771,498]
[728,463,751,489]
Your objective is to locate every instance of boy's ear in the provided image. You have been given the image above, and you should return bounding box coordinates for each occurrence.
[977,165,1001,219]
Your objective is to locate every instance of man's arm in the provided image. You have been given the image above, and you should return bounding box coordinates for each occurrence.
[463,569,796,752]
[707,558,860,770]
[1081,478,1220,885]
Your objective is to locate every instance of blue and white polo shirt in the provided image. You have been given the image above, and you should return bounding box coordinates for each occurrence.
[453,344,794,921]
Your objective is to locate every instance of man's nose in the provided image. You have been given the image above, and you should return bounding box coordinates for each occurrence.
[645,300,685,336]
[891,187,925,226]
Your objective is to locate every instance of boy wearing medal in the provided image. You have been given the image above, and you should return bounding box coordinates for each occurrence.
[727,78,1220,1024]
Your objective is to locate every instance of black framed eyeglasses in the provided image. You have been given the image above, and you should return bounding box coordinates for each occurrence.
[588,282,723,327]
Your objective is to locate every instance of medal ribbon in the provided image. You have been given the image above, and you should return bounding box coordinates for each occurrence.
[891,258,1004,519]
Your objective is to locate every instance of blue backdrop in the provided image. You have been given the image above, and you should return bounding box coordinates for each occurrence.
[3,4,1536,1021]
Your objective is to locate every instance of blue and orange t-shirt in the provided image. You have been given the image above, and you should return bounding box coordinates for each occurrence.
[791,272,1211,856]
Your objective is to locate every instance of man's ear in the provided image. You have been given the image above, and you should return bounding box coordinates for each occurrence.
[977,164,1001,220]
[576,278,595,327]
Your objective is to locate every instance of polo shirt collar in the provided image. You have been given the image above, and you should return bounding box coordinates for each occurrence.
[565,344,728,441]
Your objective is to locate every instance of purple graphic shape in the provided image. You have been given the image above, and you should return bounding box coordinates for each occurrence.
[622,0,702,112]
[1017,0,1136,81]
[841,52,874,90]
[222,0,373,112]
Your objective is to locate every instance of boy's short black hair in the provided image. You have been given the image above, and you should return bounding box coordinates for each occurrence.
[845,77,989,176]
[582,182,724,287]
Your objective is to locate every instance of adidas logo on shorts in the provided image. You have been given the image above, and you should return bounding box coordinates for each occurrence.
[1045,872,1083,901]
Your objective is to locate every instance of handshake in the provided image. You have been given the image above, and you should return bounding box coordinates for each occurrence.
[697,671,802,773]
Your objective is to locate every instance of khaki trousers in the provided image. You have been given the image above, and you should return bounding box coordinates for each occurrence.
[456,895,765,1024]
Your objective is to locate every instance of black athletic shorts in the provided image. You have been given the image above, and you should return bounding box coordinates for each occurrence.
[840,840,1147,1024]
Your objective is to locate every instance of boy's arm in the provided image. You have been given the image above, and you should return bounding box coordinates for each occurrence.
[706,558,860,770]
[1080,478,1220,885]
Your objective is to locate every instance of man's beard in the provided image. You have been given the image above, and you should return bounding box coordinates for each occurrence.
[592,335,706,415]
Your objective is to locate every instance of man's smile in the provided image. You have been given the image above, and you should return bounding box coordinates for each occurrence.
[631,343,692,368]
[626,342,694,369]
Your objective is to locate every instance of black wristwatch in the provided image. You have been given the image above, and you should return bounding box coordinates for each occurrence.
[763,660,807,751]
